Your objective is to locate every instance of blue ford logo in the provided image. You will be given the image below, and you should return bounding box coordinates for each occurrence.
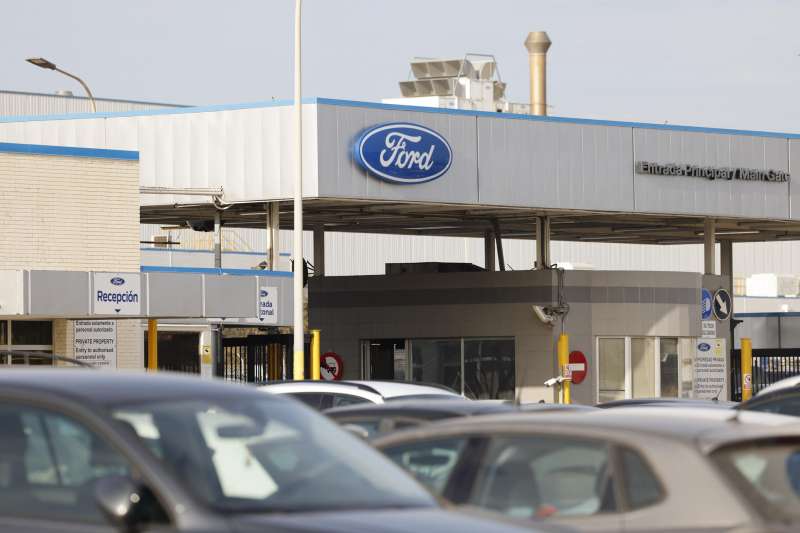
[698,343,711,352]
[110,277,125,286]
[354,123,452,184]
[260,290,268,297]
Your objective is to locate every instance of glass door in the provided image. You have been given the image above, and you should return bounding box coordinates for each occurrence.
[597,337,627,402]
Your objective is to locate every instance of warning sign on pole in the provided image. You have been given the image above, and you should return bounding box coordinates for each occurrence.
[73,320,117,369]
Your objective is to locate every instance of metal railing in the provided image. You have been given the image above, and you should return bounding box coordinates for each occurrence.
[731,348,800,401]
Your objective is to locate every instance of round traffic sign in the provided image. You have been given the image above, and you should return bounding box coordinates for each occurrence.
[321,352,344,381]
[701,288,713,320]
[712,289,732,321]
[568,351,588,385]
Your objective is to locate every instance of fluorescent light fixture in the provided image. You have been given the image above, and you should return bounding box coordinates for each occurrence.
[696,230,760,236]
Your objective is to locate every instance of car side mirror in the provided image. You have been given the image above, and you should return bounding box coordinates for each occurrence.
[94,475,150,532]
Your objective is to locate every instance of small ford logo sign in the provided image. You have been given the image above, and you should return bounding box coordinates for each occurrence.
[110,277,125,286]
[354,123,453,184]
[260,290,268,297]
[698,343,711,352]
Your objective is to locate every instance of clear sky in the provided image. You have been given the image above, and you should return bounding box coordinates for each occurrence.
[3,0,799,132]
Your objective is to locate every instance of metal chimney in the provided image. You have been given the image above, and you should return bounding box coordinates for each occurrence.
[524,31,551,116]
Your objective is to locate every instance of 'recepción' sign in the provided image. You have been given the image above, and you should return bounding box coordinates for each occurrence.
[73,320,116,369]
[93,273,141,315]
[354,123,453,184]
[636,161,789,183]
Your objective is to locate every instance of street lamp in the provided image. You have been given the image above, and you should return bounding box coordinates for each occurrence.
[292,0,305,379]
[26,57,97,113]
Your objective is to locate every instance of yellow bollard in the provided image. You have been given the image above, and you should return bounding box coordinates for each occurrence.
[741,337,753,402]
[557,333,570,404]
[311,330,321,380]
[147,319,158,372]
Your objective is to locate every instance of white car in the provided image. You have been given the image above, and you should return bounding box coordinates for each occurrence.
[756,374,800,396]
[260,380,462,410]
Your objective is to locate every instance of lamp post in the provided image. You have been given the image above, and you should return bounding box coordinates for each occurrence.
[26,57,97,113]
[292,0,305,379]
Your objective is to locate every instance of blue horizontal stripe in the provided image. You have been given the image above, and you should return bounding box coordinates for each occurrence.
[141,247,290,257]
[2,96,799,139]
[0,142,138,160]
[141,265,292,277]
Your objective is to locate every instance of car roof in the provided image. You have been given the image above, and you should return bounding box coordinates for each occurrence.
[757,375,800,396]
[597,397,736,409]
[0,368,275,407]
[325,399,516,418]
[261,380,461,398]
[372,406,800,452]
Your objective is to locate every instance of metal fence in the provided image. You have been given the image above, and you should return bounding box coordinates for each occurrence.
[731,349,800,401]
[221,334,302,383]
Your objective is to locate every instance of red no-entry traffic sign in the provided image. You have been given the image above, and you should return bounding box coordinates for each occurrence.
[568,351,588,385]
[321,352,344,381]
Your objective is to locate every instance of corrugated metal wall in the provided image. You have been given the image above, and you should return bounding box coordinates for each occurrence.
[0,91,183,117]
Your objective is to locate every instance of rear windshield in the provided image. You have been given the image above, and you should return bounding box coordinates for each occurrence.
[711,440,800,523]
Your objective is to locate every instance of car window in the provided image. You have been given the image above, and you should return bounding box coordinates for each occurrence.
[468,435,615,520]
[383,437,470,493]
[337,417,383,438]
[619,447,663,510]
[112,398,436,513]
[330,393,371,408]
[288,392,326,409]
[712,441,800,524]
[746,394,800,418]
[0,403,163,526]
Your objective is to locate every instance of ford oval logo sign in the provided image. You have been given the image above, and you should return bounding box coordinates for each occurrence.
[354,123,453,184]
[110,277,125,286]
[698,343,711,352]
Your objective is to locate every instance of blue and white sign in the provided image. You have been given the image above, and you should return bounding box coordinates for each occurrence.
[93,273,141,315]
[258,286,278,325]
[713,288,732,321]
[354,123,453,184]
[700,288,713,320]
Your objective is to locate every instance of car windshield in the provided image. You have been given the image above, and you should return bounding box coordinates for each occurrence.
[712,441,800,523]
[110,397,436,513]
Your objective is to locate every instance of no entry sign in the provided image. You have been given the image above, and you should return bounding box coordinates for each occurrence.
[568,351,588,385]
[321,352,344,381]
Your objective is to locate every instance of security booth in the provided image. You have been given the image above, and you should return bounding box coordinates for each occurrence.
[3,99,800,400]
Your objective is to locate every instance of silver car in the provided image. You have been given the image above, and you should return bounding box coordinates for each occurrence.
[373,407,800,532]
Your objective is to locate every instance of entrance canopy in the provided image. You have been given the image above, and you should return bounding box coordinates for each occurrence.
[3,98,800,244]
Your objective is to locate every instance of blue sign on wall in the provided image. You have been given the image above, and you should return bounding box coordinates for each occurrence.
[701,288,713,320]
[353,123,453,184]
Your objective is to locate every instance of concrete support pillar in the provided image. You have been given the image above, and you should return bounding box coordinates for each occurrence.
[484,230,496,271]
[721,240,733,279]
[313,226,325,277]
[266,202,280,270]
[704,218,716,275]
[536,216,551,269]
[213,211,222,269]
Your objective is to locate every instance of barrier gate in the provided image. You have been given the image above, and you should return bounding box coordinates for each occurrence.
[731,348,800,401]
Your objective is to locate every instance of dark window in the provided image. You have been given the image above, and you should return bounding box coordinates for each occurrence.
[468,435,615,519]
[747,394,800,418]
[330,393,371,408]
[620,447,663,509]
[288,392,325,410]
[0,403,165,526]
[383,437,470,493]
[10,321,52,345]
[411,339,461,393]
[464,338,515,400]
[0,321,7,345]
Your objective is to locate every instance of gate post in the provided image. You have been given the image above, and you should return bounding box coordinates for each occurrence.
[311,330,321,380]
[741,337,753,401]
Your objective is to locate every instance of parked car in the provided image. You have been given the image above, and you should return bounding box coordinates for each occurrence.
[326,400,594,438]
[596,397,736,409]
[0,369,557,533]
[260,380,462,410]
[740,383,800,418]
[373,407,800,531]
[754,374,800,397]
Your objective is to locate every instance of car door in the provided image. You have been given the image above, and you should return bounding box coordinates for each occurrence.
[0,400,174,533]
